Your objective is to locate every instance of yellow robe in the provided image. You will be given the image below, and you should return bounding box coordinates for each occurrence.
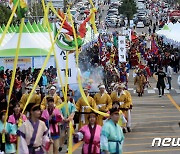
[76,95,97,130]
[110,91,129,109]
[41,94,62,110]
[94,93,112,125]
[19,93,41,109]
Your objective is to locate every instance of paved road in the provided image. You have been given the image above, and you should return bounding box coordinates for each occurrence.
[60,4,180,154]
[61,72,180,154]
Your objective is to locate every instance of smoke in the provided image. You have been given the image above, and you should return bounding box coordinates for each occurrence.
[78,47,104,92]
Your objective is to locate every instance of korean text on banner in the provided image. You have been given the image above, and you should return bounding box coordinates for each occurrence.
[55,47,78,85]
[118,36,126,62]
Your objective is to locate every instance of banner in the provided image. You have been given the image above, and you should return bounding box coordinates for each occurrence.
[118,36,126,62]
[55,47,78,85]
[34,56,55,68]
[0,58,32,70]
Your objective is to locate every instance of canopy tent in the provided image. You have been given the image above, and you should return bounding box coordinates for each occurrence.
[0,24,51,57]
[156,22,180,48]
[0,21,98,57]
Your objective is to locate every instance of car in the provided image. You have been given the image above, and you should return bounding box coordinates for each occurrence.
[70,9,77,16]
[79,7,86,14]
[107,9,118,15]
[136,21,144,28]
[143,18,150,26]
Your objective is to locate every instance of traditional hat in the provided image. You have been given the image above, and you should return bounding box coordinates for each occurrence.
[109,107,119,115]
[36,85,40,91]
[116,84,124,89]
[31,104,41,111]
[98,84,105,89]
[26,83,33,89]
[50,85,56,90]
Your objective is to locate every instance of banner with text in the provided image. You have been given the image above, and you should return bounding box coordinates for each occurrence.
[55,47,78,85]
[118,36,126,62]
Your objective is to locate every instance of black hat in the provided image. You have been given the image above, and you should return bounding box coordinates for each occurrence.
[31,104,41,112]
[109,107,119,115]
[88,112,98,119]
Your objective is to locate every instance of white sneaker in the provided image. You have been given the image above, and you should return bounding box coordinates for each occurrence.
[159,95,162,97]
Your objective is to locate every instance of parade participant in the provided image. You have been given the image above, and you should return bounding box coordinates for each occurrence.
[0,110,16,154]
[100,108,124,154]
[155,68,166,97]
[133,65,139,78]
[17,104,53,154]
[41,97,64,154]
[76,88,97,130]
[59,93,76,152]
[123,85,133,132]
[94,84,112,125]
[8,102,27,131]
[167,63,173,90]
[41,85,62,110]
[112,101,127,129]
[110,84,131,133]
[134,70,146,97]
[19,84,41,110]
[74,112,101,154]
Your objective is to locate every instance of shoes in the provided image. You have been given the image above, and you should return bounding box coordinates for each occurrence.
[123,128,127,133]
[58,147,62,152]
[159,95,162,97]
[127,127,131,132]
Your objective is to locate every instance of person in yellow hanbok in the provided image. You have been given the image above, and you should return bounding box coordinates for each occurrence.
[123,85,133,132]
[41,85,62,110]
[110,84,131,133]
[76,88,97,130]
[94,84,112,125]
[19,84,41,111]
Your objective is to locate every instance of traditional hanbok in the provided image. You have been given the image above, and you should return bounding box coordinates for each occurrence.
[94,93,112,126]
[76,96,97,129]
[61,101,76,119]
[41,108,63,139]
[8,113,27,131]
[76,124,102,154]
[17,119,50,154]
[0,121,16,154]
[100,119,124,154]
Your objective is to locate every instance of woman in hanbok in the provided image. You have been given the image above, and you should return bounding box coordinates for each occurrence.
[41,97,64,154]
[74,112,102,154]
[0,110,16,154]
[17,104,53,154]
[8,103,27,131]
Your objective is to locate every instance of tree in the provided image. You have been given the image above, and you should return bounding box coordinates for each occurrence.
[0,3,13,25]
[28,2,44,21]
[118,0,137,25]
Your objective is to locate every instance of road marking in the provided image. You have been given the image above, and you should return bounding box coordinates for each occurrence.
[129,129,180,134]
[132,115,179,120]
[124,142,150,146]
[132,111,178,115]
[175,89,180,94]
[167,94,180,112]
[164,89,170,93]
[123,148,180,153]
[132,119,179,124]
[125,135,179,140]
[72,141,83,152]
[147,89,156,93]
[132,125,176,129]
